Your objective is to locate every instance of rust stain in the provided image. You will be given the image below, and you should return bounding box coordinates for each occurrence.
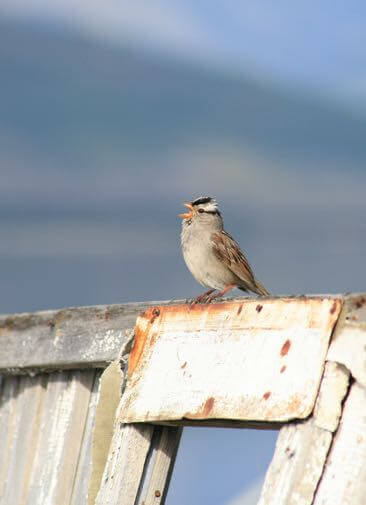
[263,391,271,400]
[280,339,291,356]
[280,365,287,374]
[329,300,338,314]
[285,447,296,459]
[237,304,243,315]
[355,296,366,309]
[184,397,215,419]
[128,324,148,378]
[150,307,160,324]
[202,397,215,416]
[128,308,161,377]
[256,304,263,313]
[170,301,244,316]
[287,394,302,414]
[154,490,161,498]
[149,331,158,347]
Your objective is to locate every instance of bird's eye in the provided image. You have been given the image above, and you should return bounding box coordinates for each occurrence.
[198,208,204,213]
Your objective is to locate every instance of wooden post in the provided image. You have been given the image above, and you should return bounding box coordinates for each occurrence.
[0,294,365,504]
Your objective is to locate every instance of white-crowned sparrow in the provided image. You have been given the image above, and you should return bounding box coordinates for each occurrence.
[179,196,269,303]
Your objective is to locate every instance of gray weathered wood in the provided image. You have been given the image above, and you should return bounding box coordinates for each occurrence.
[0,370,98,505]
[25,370,95,505]
[0,300,179,373]
[0,296,346,374]
[135,426,182,505]
[313,381,366,505]
[313,361,350,432]
[95,423,155,505]
[327,293,366,388]
[91,354,182,505]
[94,421,182,505]
[87,362,124,505]
[0,375,47,505]
[71,370,102,505]
[119,297,341,425]
[258,420,332,505]
[258,358,350,505]
[0,375,21,503]
[1,293,366,505]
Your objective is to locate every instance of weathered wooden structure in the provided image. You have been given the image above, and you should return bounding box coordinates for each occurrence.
[0,294,365,505]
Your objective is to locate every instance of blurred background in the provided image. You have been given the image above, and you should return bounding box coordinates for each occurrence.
[1,2,365,504]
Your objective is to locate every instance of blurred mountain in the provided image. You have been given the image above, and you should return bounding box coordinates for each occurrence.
[1,18,366,210]
[1,18,365,314]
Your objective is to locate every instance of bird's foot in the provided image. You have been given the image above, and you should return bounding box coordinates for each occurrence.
[204,293,222,303]
[190,289,216,305]
[205,284,236,303]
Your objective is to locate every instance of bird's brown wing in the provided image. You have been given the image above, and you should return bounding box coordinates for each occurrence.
[211,230,269,295]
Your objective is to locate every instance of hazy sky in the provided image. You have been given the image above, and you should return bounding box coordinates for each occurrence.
[1,1,366,107]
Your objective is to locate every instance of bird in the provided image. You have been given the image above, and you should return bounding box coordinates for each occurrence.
[179,196,269,303]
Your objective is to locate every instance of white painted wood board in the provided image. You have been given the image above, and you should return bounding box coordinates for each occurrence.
[119,298,342,424]
[0,370,98,505]
[24,370,95,505]
[313,381,366,505]
[258,356,350,505]
[135,425,182,505]
[327,294,366,388]
[258,420,332,505]
[71,370,102,505]
[87,362,124,505]
[95,423,155,505]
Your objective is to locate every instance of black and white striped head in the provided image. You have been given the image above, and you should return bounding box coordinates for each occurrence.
[179,196,222,225]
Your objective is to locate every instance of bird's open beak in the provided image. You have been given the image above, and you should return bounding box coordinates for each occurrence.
[179,202,193,219]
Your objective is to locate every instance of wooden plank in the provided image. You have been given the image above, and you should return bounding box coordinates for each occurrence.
[313,381,366,505]
[0,296,348,374]
[87,362,124,505]
[95,423,155,505]
[313,361,350,432]
[258,420,332,505]
[119,297,342,425]
[327,293,366,388]
[0,375,47,505]
[94,422,181,505]
[0,375,20,502]
[135,426,182,505]
[257,359,350,505]
[0,300,178,372]
[71,370,102,505]
[25,370,95,505]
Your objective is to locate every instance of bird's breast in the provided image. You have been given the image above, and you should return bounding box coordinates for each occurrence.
[181,225,230,289]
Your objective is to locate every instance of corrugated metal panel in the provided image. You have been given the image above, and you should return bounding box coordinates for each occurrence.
[0,370,100,505]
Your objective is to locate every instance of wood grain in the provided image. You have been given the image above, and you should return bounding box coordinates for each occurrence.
[0,300,180,373]
[119,297,342,424]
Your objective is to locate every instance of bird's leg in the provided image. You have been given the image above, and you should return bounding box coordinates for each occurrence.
[205,284,236,303]
[191,288,216,305]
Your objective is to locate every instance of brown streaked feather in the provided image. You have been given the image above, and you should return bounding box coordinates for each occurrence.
[211,230,269,296]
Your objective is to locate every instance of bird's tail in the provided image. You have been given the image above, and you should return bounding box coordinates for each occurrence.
[254,279,269,296]
[239,279,269,296]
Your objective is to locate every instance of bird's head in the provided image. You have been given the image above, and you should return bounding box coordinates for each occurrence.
[179,196,222,224]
